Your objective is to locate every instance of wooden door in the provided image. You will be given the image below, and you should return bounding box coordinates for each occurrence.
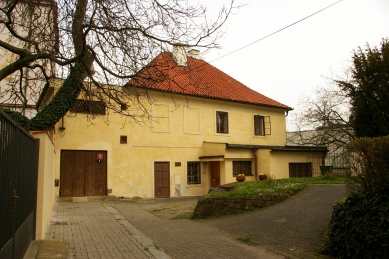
[60,150,107,197]
[85,151,107,196]
[60,151,85,197]
[154,162,170,198]
[210,161,220,188]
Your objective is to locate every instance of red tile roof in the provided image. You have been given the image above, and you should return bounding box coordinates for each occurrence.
[128,52,292,110]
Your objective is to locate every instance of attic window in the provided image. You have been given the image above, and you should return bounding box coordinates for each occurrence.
[70,99,106,115]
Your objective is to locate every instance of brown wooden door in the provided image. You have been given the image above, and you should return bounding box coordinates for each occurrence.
[154,162,170,198]
[210,161,220,188]
[60,150,107,197]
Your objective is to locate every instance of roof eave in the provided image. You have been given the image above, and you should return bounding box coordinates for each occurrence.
[127,85,293,111]
[226,143,328,153]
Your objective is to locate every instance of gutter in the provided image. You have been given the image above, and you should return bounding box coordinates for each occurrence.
[253,149,258,180]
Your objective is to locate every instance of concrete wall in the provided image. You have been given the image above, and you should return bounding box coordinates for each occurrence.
[31,131,55,239]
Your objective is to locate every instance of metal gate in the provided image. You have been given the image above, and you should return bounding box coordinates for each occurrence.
[0,109,39,259]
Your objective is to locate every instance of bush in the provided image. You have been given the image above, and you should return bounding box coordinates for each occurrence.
[348,136,389,193]
[323,186,389,258]
[323,136,389,258]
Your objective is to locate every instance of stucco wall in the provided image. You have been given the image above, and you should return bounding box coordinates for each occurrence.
[256,149,271,176]
[31,131,55,239]
[269,151,324,179]
[53,90,290,198]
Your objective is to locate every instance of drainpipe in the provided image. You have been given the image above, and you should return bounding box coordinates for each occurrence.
[253,148,258,180]
[59,116,65,131]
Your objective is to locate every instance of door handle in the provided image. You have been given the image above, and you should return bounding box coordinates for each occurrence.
[12,189,19,211]
[212,180,216,182]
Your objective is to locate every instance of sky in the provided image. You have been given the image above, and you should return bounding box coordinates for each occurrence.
[193,0,389,129]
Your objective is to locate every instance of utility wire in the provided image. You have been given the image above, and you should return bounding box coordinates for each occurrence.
[209,0,343,64]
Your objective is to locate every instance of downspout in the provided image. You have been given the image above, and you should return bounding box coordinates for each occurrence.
[59,116,65,131]
[253,148,258,180]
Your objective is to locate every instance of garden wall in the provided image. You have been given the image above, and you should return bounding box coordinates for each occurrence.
[193,189,302,219]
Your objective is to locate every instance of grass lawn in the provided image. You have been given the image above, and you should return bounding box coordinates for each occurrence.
[207,175,349,198]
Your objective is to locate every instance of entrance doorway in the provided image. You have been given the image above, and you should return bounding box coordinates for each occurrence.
[210,161,221,188]
[154,162,170,198]
[60,150,107,197]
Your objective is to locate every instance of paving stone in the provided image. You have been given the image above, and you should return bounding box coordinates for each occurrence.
[38,185,345,259]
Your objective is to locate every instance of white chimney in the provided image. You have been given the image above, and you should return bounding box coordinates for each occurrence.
[188,49,201,60]
[172,45,187,66]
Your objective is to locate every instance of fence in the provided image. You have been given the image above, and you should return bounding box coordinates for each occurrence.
[326,154,351,176]
[0,109,39,259]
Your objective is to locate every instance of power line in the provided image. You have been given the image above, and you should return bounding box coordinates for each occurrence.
[209,0,343,63]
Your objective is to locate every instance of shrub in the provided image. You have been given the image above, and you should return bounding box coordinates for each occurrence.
[323,136,389,258]
[348,136,389,193]
[323,186,389,258]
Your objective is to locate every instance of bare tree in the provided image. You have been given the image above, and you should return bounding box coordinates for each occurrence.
[288,80,355,157]
[0,0,236,130]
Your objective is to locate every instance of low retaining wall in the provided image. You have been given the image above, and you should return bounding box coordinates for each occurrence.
[192,189,302,219]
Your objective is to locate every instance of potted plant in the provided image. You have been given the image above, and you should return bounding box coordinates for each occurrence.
[236,174,246,182]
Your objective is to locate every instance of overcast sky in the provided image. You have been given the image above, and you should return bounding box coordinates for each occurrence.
[194,0,389,129]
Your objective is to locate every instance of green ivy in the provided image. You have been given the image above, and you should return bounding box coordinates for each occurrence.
[322,187,389,258]
[2,109,30,129]
[4,62,87,131]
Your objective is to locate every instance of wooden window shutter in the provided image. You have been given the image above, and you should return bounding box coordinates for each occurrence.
[254,115,271,136]
[264,116,271,135]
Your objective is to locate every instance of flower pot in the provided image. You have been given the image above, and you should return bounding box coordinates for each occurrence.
[236,174,245,182]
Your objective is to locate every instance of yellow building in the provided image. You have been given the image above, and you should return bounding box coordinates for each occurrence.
[52,47,327,198]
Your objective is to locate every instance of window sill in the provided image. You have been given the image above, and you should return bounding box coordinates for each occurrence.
[215,132,230,137]
[185,184,203,188]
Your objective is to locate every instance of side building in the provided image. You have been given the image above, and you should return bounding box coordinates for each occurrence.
[0,0,57,118]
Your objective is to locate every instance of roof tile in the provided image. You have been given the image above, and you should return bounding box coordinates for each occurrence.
[128,52,292,110]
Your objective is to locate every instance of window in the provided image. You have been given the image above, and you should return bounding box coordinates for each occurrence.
[216,111,228,133]
[70,99,106,115]
[120,135,127,144]
[233,161,253,176]
[254,115,271,136]
[254,115,265,135]
[120,103,127,111]
[187,162,201,184]
[289,163,312,177]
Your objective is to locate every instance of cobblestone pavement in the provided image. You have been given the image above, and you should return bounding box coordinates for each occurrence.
[44,184,346,259]
[112,185,346,259]
[201,184,347,259]
[113,197,282,259]
[45,197,162,259]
